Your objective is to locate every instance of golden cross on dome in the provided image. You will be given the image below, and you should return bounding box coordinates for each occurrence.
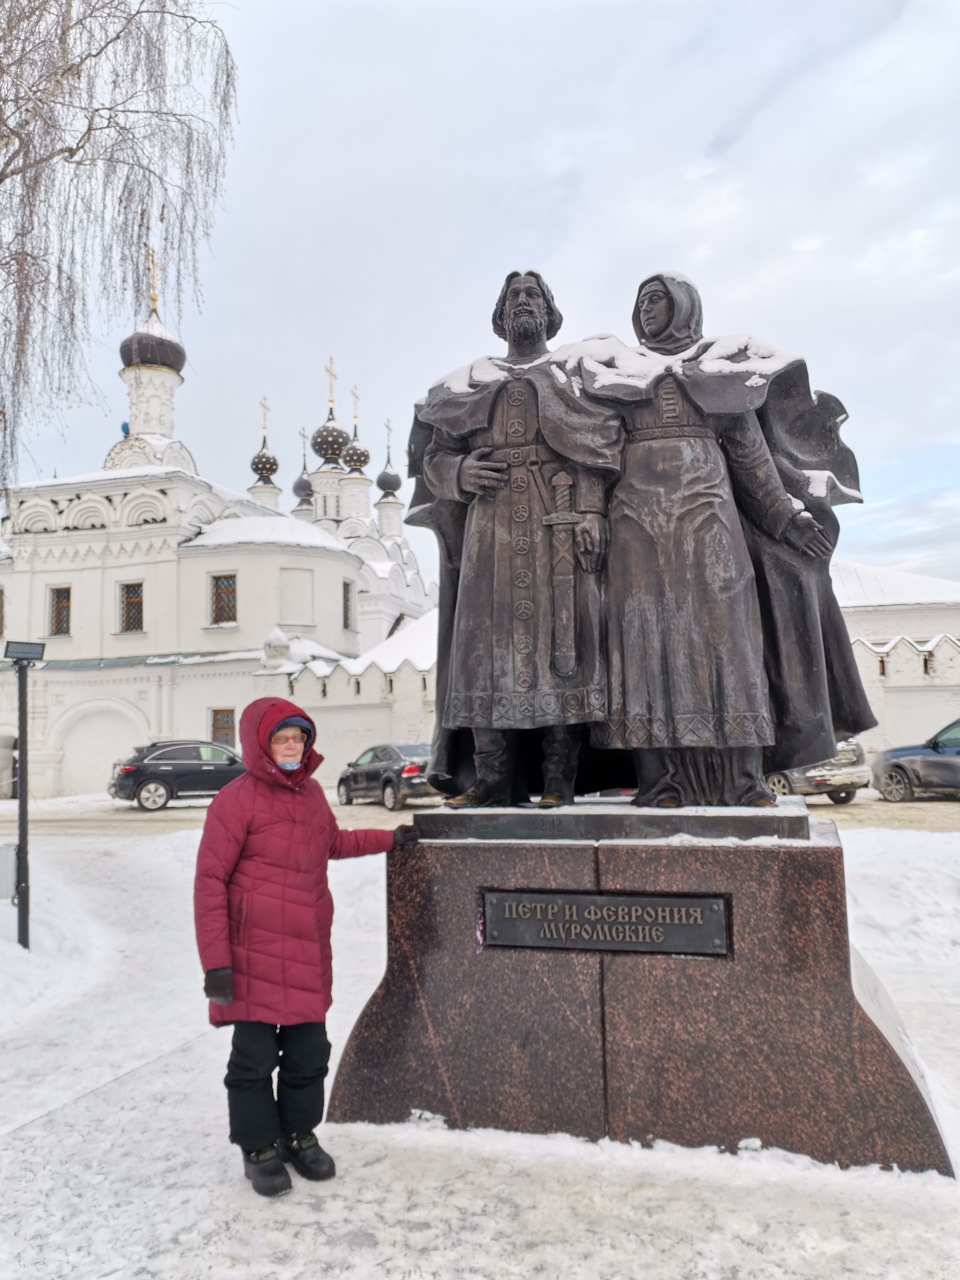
[144,245,162,308]
[259,395,270,439]
[324,356,337,407]
[299,425,309,462]
[385,417,392,462]
[351,385,359,427]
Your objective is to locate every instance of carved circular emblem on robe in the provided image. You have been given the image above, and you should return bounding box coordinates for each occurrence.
[507,419,525,438]
[563,692,585,712]
[513,569,531,588]
[507,386,525,405]
[516,670,534,690]
[513,536,530,554]
[472,695,490,717]
[511,473,528,491]
[515,636,534,654]
[494,694,512,718]
[507,449,525,465]
[588,689,606,709]
[514,600,534,620]
[517,696,535,717]
[512,504,529,523]
[539,692,560,716]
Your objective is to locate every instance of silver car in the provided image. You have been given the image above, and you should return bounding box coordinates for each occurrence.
[766,739,871,805]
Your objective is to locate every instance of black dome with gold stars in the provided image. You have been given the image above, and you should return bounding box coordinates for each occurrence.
[251,438,279,480]
[342,423,370,473]
[311,407,349,463]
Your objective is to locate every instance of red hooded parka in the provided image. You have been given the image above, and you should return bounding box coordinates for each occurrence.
[194,696,394,1026]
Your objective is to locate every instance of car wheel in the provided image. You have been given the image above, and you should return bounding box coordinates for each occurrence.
[382,781,403,812]
[878,768,913,803]
[337,782,352,806]
[828,789,857,805]
[766,773,792,797]
[136,780,171,811]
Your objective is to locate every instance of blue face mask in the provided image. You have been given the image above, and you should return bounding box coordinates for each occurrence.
[277,760,301,772]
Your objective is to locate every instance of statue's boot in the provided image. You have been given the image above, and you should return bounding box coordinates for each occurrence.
[445,729,510,808]
[539,725,580,808]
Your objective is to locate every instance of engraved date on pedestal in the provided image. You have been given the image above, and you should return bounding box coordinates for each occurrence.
[483,891,728,955]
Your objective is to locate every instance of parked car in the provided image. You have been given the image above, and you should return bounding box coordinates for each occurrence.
[110,740,245,810]
[766,739,871,805]
[337,743,435,811]
[872,718,960,802]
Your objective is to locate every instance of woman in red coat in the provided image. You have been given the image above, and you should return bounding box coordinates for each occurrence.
[194,696,415,1197]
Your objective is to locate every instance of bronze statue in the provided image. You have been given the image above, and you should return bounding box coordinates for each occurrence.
[577,271,874,805]
[414,271,622,807]
[407,267,874,809]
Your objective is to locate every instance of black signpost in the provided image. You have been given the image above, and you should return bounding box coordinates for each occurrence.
[5,641,45,949]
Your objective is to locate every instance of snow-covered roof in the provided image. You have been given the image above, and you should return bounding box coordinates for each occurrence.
[184,515,349,553]
[17,465,189,489]
[831,560,960,608]
[339,608,438,676]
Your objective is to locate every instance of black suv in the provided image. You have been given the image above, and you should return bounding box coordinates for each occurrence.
[110,740,245,810]
[872,718,960,802]
[337,743,434,810]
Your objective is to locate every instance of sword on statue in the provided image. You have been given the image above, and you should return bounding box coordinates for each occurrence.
[543,471,581,678]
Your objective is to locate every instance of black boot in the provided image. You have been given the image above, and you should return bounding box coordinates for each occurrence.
[243,1144,292,1197]
[279,1131,336,1181]
[539,725,580,808]
[445,729,510,808]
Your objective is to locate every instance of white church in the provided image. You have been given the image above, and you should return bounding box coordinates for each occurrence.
[0,301,439,797]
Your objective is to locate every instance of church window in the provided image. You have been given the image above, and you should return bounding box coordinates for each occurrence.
[212,575,237,624]
[354,678,361,696]
[50,587,71,636]
[0,588,5,636]
[121,582,143,632]
[387,677,394,694]
[211,709,236,748]
[342,580,354,630]
[335,495,341,518]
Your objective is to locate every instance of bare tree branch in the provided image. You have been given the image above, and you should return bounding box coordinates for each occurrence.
[0,0,237,482]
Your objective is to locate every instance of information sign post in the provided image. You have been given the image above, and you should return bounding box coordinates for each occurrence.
[5,641,46,949]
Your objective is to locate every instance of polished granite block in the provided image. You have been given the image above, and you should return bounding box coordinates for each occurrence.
[599,821,952,1173]
[414,795,810,842]
[328,810,953,1175]
[327,838,607,1140]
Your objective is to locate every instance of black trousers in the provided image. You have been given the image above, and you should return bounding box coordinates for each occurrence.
[224,1021,331,1153]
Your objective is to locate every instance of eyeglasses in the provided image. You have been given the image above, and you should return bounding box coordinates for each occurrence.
[270,732,307,746]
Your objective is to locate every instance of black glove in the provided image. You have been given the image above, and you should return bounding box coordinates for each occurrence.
[392,824,418,852]
[204,967,234,1005]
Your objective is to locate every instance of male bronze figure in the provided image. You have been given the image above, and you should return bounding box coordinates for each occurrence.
[414,272,622,807]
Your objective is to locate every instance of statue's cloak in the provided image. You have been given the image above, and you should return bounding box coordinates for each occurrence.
[566,330,876,771]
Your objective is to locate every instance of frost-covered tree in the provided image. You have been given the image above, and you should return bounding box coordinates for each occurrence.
[0,0,236,479]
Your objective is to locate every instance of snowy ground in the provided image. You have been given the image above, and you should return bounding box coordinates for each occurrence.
[0,826,957,1279]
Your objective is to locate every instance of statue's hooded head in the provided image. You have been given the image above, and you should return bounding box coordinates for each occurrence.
[632,272,703,355]
[492,270,563,345]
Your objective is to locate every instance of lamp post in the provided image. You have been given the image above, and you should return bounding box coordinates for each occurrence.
[5,641,45,949]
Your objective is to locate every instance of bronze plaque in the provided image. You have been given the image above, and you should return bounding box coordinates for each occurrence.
[483,891,728,955]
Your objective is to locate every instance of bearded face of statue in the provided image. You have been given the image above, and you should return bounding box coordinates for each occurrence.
[503,274,548,348]
[638,280,674,340]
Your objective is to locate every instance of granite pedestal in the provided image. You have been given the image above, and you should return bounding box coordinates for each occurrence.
[327,800,953,1174]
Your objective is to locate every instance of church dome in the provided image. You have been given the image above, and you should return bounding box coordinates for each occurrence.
[342,424,370,473]
[293,464,313,500]
[311,407,349,464]
[120,306,186,374]
[250,440,279,480]
[376,453,402,493]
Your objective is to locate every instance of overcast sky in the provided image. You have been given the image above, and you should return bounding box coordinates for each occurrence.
[23,0,960,583]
